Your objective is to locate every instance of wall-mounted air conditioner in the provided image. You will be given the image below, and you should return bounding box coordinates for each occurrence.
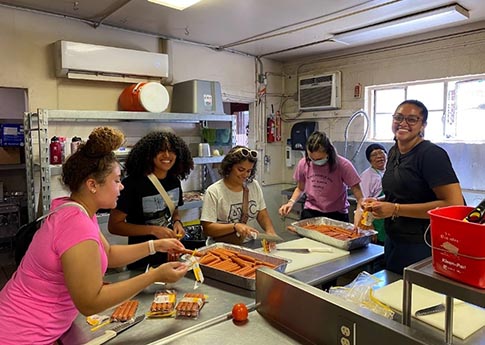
[298,72,341,111]
[55,41,169,83]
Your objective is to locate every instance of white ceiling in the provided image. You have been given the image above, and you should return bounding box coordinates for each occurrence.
[1,0,485,61]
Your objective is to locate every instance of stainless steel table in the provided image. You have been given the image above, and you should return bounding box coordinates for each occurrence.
[60,272,254,345]
[61,243,383,344]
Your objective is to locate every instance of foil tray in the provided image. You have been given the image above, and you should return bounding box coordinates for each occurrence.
[291,217,377,251]
[197,243,290,291]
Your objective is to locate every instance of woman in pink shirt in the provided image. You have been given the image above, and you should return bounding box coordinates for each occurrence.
[279,131,363,223]
[0,126,188,344]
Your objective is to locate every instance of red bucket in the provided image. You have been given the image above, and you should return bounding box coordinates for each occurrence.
[428,206,485,288]
[119,82,169,113]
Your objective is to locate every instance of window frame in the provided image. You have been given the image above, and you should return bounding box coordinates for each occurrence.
[366,73,485,143]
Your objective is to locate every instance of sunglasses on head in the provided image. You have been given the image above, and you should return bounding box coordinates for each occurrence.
[233,147,258,158]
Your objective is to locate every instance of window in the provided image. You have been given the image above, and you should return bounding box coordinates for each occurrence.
[370,75,485,142]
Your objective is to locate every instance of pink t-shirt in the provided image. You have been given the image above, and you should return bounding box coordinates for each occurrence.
[293,156,361,214]
[0,197,108,344]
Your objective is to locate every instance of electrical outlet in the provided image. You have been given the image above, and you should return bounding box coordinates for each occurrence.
[338,316,356,345]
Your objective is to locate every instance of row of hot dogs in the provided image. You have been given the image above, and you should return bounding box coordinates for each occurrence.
[198,247,278,279]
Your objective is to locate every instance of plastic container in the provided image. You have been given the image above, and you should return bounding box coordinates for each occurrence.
[428,206,485,288]
[119,82,169,113]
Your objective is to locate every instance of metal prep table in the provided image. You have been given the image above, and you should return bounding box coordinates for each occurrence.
[151,268,447,345]
[60,272,255,345]
[61,241,383,344]
[403,258,485,345]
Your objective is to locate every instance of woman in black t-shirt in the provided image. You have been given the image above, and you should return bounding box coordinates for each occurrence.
[108,131,194,269]
[368,100,463,274]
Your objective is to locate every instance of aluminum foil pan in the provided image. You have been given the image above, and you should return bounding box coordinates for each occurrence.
[291,217,377,251]
[197,243,290,290]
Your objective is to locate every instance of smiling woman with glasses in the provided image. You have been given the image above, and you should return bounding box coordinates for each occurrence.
[392,114,422,126]
[279,131,364,223]
[366,99,464,275]
[201,145,278,246]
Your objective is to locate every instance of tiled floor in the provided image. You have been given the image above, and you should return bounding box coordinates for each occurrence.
[0,245,16,290]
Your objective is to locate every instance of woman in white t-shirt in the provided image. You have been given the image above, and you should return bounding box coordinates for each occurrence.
[201,146,277,244]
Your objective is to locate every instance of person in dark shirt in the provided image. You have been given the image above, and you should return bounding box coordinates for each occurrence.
[369,100,463,274]
[108,131,194,269]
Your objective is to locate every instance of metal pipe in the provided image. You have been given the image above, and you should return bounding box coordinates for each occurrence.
[344,109,369,162]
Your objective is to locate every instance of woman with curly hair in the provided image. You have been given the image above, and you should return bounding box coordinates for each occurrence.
[108,131,194,269]
[0,127,188,345]
[201,146,277,244]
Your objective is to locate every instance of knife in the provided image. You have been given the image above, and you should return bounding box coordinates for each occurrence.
[276,247,333,253]
[84,314,145,345]
[415,303,445,316]
[251,232,284,242]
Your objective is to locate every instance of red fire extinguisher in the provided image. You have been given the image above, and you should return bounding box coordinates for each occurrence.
[267,115,275,143]
[275,110,282,142]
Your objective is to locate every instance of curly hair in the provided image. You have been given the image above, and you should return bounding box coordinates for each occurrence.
[124,131,194,180]
[305,131,338,171]
[62,126,124,192]
[218,145,258,182]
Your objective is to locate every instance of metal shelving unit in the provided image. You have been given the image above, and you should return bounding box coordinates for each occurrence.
[24,109,236,222]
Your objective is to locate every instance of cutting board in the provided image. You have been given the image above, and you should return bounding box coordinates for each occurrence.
[258,238,349,273]
[373,280,485,339]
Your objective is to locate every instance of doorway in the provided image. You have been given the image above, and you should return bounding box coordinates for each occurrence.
[224,102,250,147]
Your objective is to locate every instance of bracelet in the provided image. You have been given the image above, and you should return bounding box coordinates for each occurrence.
[392,203,400,220]
[172,219,183,226]
[148,240,156,255]
[288,199,296,204]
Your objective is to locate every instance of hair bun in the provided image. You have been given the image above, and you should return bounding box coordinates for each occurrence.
[83,126,125,157]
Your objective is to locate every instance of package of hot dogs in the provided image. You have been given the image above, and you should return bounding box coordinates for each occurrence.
[147,289,177,318]
[110,300,139,322]
[175,293,207,319]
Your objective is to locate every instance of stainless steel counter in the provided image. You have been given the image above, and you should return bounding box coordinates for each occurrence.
[60,273,254,345]
[61,242,383,344]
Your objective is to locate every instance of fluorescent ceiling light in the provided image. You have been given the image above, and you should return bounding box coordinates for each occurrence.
[147,0,202,11]
[333,4,469,45]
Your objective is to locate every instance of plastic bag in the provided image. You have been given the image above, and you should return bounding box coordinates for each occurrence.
[328,271,394,319]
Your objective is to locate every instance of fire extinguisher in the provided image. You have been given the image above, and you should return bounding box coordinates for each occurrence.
[275,110,282,142]
[267,115,275,143]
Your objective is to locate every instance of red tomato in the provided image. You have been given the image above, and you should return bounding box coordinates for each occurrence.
[231,303,248,322]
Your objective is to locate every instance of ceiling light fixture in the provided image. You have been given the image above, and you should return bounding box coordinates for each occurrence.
[147,0,202,11]
[333,4,469,45]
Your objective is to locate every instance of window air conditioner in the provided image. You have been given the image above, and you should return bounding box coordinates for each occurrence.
[54,41,169,83]
[298,72,341,111]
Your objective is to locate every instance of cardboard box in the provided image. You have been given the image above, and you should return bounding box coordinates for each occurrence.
[0,124,24,147]
[0,147,21,164]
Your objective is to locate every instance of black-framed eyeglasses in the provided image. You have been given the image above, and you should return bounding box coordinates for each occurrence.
[233,147,258,158]
[392,114,422,126]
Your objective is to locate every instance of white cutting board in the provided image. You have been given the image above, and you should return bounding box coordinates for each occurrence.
[260,238,349,273]
[373,280,485,339]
